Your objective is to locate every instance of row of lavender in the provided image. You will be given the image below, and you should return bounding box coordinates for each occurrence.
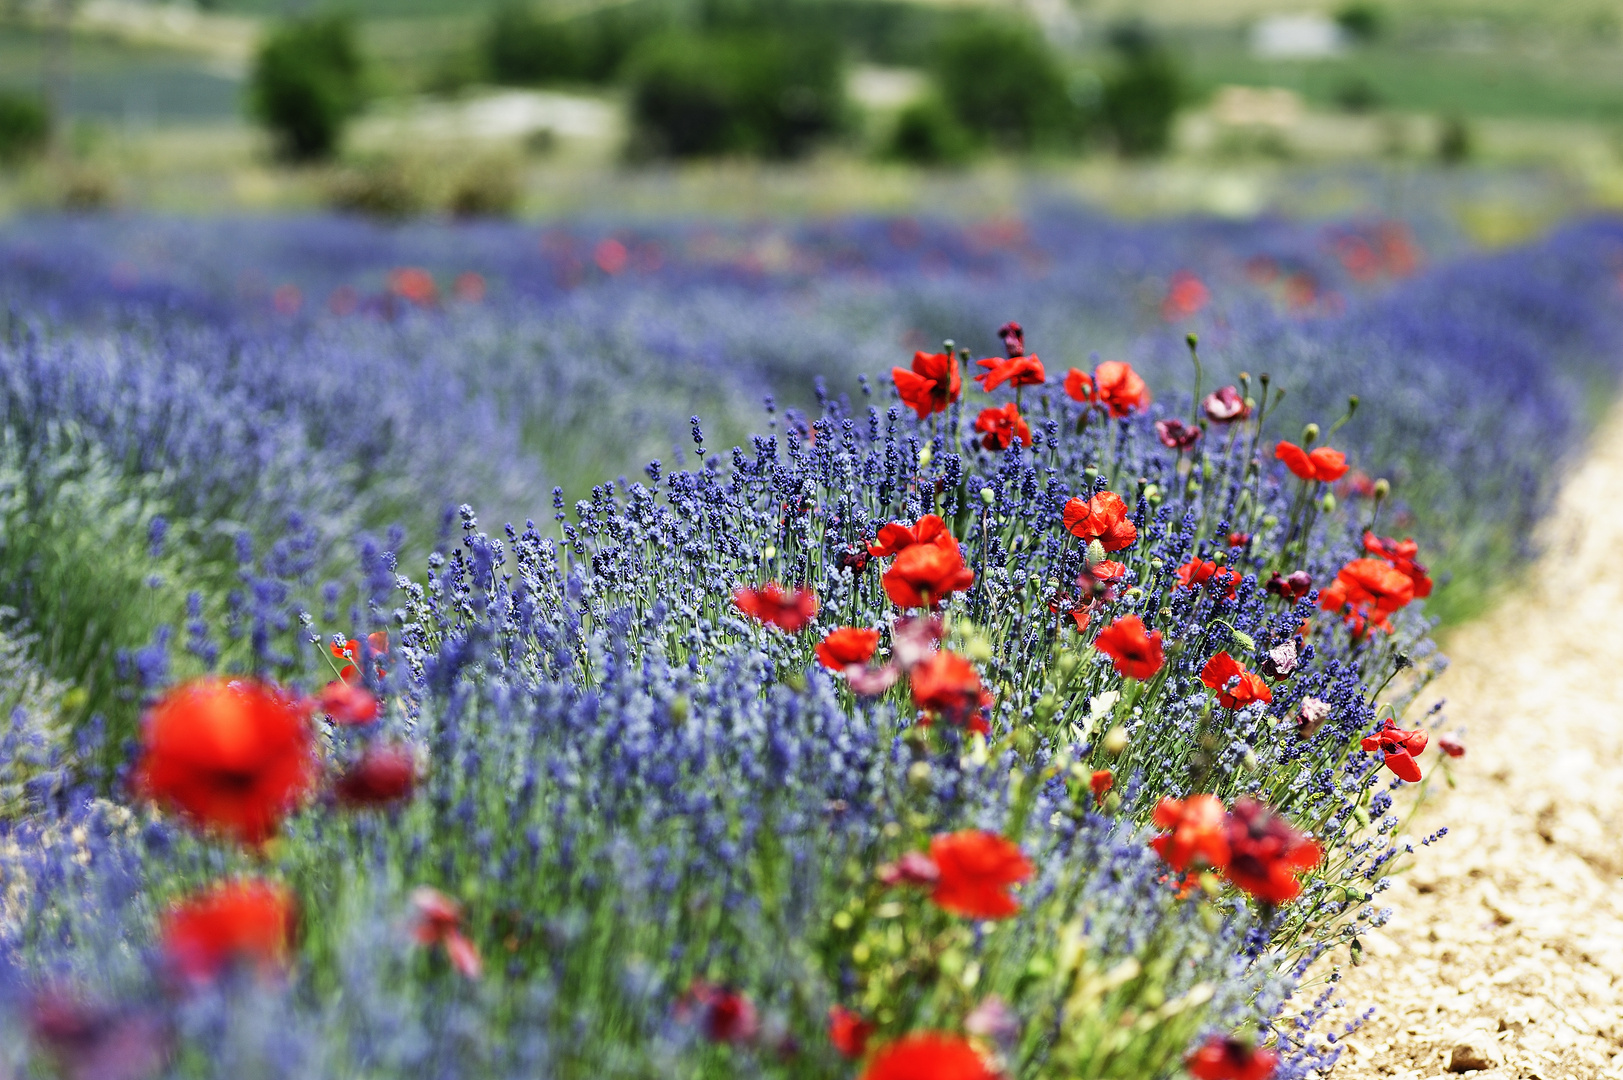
[0,210,1617,1079]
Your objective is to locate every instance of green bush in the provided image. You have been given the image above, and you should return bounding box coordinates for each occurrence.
[1335,2,1386,43]
[883,96,972,165]
[625,30,845,159]
[929,18,1082,152]
[0,91,49,167]
[484,2,664,86]
[1099,31,1183,158]
[249,15,366,162]
[326,158,428,220]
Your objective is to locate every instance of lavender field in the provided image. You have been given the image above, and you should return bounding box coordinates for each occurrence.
[0,207,1621,1080]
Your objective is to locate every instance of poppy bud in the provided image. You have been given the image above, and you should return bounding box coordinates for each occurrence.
[918,445,933,468]
[1321,493,1337,512]
[1056,652,1079,677]
[762,545,776,560]
[1102,726,1128,756]
[980,487,995,505]
[1373,478,1391,500]
[1086,539,1106,566]
[1301,423,1320,445]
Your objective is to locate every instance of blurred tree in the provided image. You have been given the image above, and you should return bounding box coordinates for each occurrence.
[1335,2,1386,43]
[930,18,1082,152]
[0,91,50,167]
[625,30,845,158]
[484,2,666,86]
[1099,25,1182,157]
[249,16,366,162]
[884,96,972,165]
[1436,114,1472,165]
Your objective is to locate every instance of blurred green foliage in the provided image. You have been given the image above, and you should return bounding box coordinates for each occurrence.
[930,18,1085,153]
[0,90,48,166]
[1100,25,1183,158]
[884,96,973,165]
[249,15,366,161]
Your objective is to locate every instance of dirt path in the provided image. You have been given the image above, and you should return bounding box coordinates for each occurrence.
[1325,407,1623,1080]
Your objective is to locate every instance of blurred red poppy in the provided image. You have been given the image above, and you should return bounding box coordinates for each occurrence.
[1363,532,1434,598]
[816,627,881,670]
[1093,361,1151,416]
[869,514,955,558]
[1155,418,1202,450]
[910,650,992,732]
[411,887,482,980]
[1151,795,1230,872]
[1274,442,1349,483]
[1200,653,1272,710]
[1162,270,1210,321]
[883,543,975,609]
[860,1032,1001,1080]
[1265,570,1313,601]
[161,879,296,985]
[387,268,437,306]
[1176,559,1240,600]
[1223,798,1323,904]
[892,351,961,419]
[334,744,417,808]
[1360,719,1428,782]
[1203,386,1251,423]
[133,678,315,846]
[974,403,1032,450]
[1062,490,1137,551]
[679,979,758,1044]
[828,1005,875,1059]
[1093,615,1164,680]
[1186,1035,1279,1080]
[733,583,819,631]
[1090,769,1114,806]
[316,680,378,725]
[974,354,1045,392]
[928,830,1034,919]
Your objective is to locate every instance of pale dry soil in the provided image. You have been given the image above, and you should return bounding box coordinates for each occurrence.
[1324,408,1623,1080]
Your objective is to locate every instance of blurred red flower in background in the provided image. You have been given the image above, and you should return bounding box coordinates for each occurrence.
[974,354,1045,392]
[1186,1035,1279,1080]
[733,583,819,631]
[860,1032,1001,1080]
[927,830,1033,919]
[162,879,296,985]
[910,650,992,731]
[1223,799,1323,904]
[1151,794,1230,872]
[816,627,881,670]
[1275,442,1349,483]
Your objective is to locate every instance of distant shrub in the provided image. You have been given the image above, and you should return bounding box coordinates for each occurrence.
[448,156,523,218]
[930,18,1082,152]
[1334,76,1381,114]
[883,96,972,165]
[1436,114,1473,165]
[249,15,366,161]
[625,30,845,159]
[1099,29,1183,158]
[1335,2,1386,43]
[327,159,428,220]
[0,91,49,167]
[484,2,663,86]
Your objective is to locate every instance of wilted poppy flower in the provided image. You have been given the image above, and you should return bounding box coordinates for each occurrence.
[1203,386,1251,423]
[1258,641,1298,680]
[974,354,1045,392]
[28,990,169,1080]
[679,979,758,1044]
[1155,417,1202,450]
[132,678,316,846]
[1266,570,1313,601]
[1439,735,1465,758]
[869,513,955,557]
[410,887,482,980]
[1175,559,1239,600]
[846,663,901,696]
[733,583,819,631]
[1093,360,1151,416]
[883,543,975,609]
[928,830,1033,919]
[816,627,881,670]
[316,680,378,725]
[876,850,941,888]
[1364,532,1434,598]
[891,614,944,669]
[1162,270,1210,321]
[1297,696,1331,738]
[974,403,1032,450]
[837,544,871,574]
[828,1005,874,1059]
[892,351,961,419]
[1090,769,1114,806]
[1186,1035,1279,1080]
[1062,490,1137,551]
[1093,615,1164,680]
[1361,719,1428,782]
[1275,441,1349,483]
[860,1032,1001,1080]
[965,995,1020,1047]
[996,320,1024,357]
[161,879,296,985]
[910,650,992,732]
[1151,794,1230,871]
[1223,799,1323,904]
[1200,652,1272,710]
[334,744,418,807]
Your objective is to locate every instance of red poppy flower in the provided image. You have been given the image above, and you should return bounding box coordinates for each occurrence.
[1186,1035,1280,1080]
[828,1005,875,1059]
[1363,532,1434,598]
[1361,719,1428,782]
[860,1033,1001,1080]
[1093,361,1152,417]
[1162,270,1210,321]
[161,879,296,985]
[1151,794,1230,872]
[1063,367,1095,403]
[1223,798,1323,904]
[892,351,961,419]
[1176,559,1240,600]
[334,745,418,808]
[331,631,390,684]
[974,354,1046,392]
[1155,418,1202,450]
[26,989,168,1080]
[679,979,758,1044]
[1227,531,1251,547]
[1090,769,1114,806]
[410,887,482,980]
[910,650,992,732]
[1274,442,1349,483]
[1439,735,1465,758]
[927,830,1033,919]
[316,680,378,725]
[733,583,819,631]
[132,678,316,846]
[1203,386,1251,423]
[1092,615,1165,680]
[869,514,956,558]
[816,627,881,670]
[883,543,975,609]
[1200,653,1272,710]
[1061,490,1137,551]
[974,403,1032,450]
[1321,559,1415,634]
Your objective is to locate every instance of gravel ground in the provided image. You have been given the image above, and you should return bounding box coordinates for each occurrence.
[1324,407,1623,1080]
